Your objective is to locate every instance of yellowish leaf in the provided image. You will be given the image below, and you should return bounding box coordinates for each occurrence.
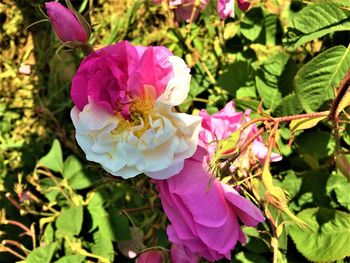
[290,115,328,133]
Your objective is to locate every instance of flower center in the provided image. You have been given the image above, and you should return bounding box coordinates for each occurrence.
[112,86,156,138]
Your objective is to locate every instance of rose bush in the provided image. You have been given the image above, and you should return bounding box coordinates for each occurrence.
[71,41,201,179]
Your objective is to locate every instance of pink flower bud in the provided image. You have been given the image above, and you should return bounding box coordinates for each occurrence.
[137,250,163,263]
[45,1,89,43]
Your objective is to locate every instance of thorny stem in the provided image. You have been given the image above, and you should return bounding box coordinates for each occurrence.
[0,244,26,260]
[36,167,75,206]
[1,240,29,255]
[5,193,21,210]
[329,68,350,121]
[240,128,265,154]
[329,68,350,153]
[186,0,200,34]
[262,122,280,186]
[239,111,330,134]
[2,219,32,237]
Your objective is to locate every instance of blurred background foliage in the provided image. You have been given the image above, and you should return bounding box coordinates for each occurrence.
[0,0,349,262]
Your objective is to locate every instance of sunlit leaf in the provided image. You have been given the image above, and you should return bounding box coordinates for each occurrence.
[56,205,83,236]
[290,115,328,133]
[38,139,64,173]
[286,2,350,49]
[25,243,57,263]
[295,45,350,112]
[288,208,350,262]
[91,231,114,262]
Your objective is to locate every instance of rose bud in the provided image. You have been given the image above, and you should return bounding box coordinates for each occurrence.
[45,1,90,43]
[137,250,163,263]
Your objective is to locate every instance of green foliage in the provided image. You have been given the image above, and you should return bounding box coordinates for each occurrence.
[56,205,83,236]
[255,53,296,110]
[91,231,115,262]
[286,2,350,49]
[25,243,57,263]
[38,139,64,173]
[63,155,99,190]
[327,174,350,210]
[54,255,85,263]
[240,7,264,41]
[295,45,350,112]
[288,208,350,262]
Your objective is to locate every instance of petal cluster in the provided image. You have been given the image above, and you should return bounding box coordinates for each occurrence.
[155,149,265,261]
[199,101,282,163]
[71,41,201,179]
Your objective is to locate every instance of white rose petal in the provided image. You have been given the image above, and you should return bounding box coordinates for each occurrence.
[71,100,202,179]
[157,56,191,106]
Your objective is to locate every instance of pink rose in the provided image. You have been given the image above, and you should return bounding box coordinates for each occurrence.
[171,243,200,263]
[155,149,265,261]
[71,41,173,115]
[199,101,282,164]
[155,101,282,261]
[45,1,89,43]
[70,41,202,179]
[137,250,163,263]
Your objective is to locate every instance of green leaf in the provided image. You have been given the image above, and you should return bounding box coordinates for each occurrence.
[295,45,350,112]
[88,195,131,242]
[38,139,64,173]
[290,115,328,133]
[25,243,57,263]
[279,171,302,199]
[256,53,296,110]
[42,223,54,244]
[264,14,278,45]
[91,231,115,262]
[286,2,350,49]
[56,205,83,236]
[54,255,85,263]
[288,208,350,262]
[327,174,350,210]
[296,131,335,159]
[240,7,264,41]
[98,207,131,241]
[223,22,238,40]
[335,154,350,179]
[63,155,83,181]
[273,93,303,116]
[63,155,98,189]
[234,98,261,112]
[217,60,254,95]
[292,169,332,210]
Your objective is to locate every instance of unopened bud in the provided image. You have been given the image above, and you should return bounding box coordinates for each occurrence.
[45,1,89,43]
